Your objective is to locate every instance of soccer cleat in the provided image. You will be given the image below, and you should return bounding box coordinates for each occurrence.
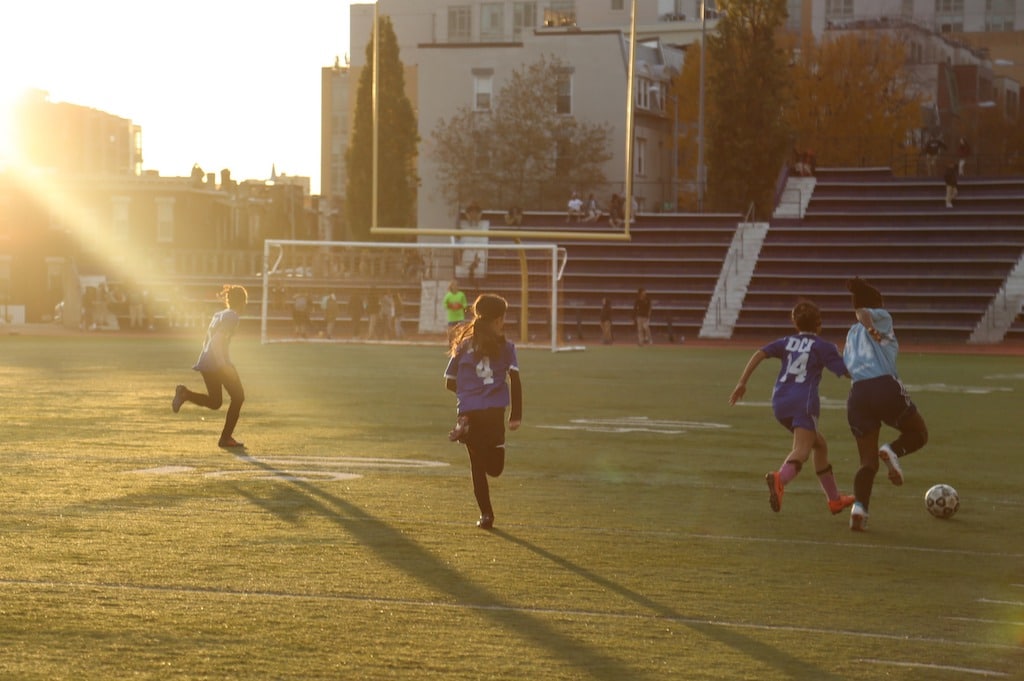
[476,514,494,530]
[828,494,856,515]
[448,414,470,443]
[849,502,869,531]
[879,444,904,486]
[218,437,245,449]
[765,471,784,512]
[172,385,186,413]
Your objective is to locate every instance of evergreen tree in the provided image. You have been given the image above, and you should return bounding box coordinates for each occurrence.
[345,15,418,240]
[706,0,791,216]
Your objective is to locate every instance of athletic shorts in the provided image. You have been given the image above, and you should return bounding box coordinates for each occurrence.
[463,407,506,450]
[847,375,917,438]
[775,412,818,433]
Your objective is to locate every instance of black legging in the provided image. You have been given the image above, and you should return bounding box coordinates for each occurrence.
[185,366,245,441]
[464,408,507,517]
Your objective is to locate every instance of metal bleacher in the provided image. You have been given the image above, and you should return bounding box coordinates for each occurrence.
[479,211,741,342]
[733,168,1024,343]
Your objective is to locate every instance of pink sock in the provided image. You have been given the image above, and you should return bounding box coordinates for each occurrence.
[817,469,840,501]
[778,461,799,486]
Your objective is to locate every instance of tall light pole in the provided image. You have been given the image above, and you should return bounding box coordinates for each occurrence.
[697,0,707,212]
[651,85,679,211]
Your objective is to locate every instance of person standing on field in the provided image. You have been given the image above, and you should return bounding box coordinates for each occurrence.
[633,288,652,345]
[172,284,248,449]
[444,279,468,340]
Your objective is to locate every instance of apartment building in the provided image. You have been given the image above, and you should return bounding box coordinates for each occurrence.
[345,1,690,230]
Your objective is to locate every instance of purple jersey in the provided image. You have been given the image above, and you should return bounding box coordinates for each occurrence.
[444,340,519,413]
[761,332,847,425]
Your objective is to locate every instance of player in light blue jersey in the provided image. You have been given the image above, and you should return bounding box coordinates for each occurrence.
[730,301,854,516]
[843,277,929,531]
[172,284,248,449]
[444,294,523,530]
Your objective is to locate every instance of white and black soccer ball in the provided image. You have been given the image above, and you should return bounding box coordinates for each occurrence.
[925,484,960,519]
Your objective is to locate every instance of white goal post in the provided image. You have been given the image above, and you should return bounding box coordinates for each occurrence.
[260,239,572,351]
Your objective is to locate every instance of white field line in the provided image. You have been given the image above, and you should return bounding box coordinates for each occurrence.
[0,577,1019,655]
[948,616,1024,626]
[979,598,1024,607]
[859,659,1009,677]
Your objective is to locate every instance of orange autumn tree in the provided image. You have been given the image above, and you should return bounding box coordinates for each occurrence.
[670,39,714,211]
[786,31,922,171]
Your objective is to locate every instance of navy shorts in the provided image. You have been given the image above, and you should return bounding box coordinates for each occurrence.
[847,375,917,438]
[464,407,506,450]
[776,413,818,433]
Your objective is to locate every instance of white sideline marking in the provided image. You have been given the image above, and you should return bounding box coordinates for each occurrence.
[905,382,1012,395]
[235,455,449,469]
[979,598,1024,607]
[204,455,448,482]
[859,659,1009,677]
[537,417,730,435]
[948,616,1024,627]
[0,577,1018,655]
[131,466,195,475]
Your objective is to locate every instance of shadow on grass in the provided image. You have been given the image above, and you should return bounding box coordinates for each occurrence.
[232,454,648,681]
[493,530,847,681]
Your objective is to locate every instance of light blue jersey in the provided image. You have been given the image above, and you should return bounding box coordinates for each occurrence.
[843,308,899,382]
[193,308,240,372]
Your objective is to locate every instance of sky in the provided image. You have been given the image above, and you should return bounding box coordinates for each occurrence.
[0,0,359,194]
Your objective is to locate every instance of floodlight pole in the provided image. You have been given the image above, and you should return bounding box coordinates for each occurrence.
[697,0,706,212]
[372,3,380,232]
[623,0,637,236]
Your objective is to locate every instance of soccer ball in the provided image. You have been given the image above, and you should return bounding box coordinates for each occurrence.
[925,484,960,519]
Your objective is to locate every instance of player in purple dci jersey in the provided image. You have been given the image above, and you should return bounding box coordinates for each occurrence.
[444,294,523,530]
[730,301,855,515]
[172,284,248,449]
[843,278,929,532]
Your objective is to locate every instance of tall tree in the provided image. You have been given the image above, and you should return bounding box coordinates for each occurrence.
[345,15,418,240]
[786,32,922,170]
[705,0,791,216]
[430,55,613,212]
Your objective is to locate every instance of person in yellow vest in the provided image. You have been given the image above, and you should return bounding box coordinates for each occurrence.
[443,279,468,340]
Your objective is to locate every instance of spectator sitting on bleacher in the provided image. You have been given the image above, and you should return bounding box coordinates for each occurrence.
[582,193,600,223]
[566,192,584,223]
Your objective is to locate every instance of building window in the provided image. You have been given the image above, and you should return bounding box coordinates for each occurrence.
[473,69,494,111]
[480,3,504,40]
[635,137,647,177]
[156,197,175,244]
[448,5,472,42]
[936,0,964,31]
[513,2,536,39]
[825,0,853,18]
[112,196,131,241]
[544,0,576,27]
[636,78,658,110]
[985,0,1015,30]
[556,70,573,114]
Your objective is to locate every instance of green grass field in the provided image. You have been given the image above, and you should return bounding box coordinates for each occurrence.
[1,331,1022,680]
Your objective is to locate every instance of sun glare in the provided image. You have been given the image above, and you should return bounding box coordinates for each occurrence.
[0,88,17,166]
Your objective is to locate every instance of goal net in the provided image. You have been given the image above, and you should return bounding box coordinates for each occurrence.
[260,238,569,350]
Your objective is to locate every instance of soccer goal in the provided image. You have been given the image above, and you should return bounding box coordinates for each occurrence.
[260,239,571,350]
